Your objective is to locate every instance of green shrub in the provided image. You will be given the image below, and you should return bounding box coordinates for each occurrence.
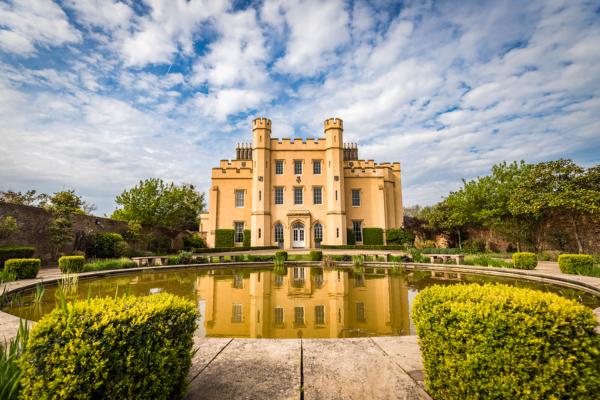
[182,234,206,250]
[385,228,414,245]
[243,230,251,247]
[412,284,600,399]
[558,254,599,277]
[309,251,322,261]
[215,229,234,248]
[246,254,274,262]
[114,240,130,257]
[346,228,355,245]
[275,250,288,260]
[409,249,430,263]
[86,232,126,258]
[194,246,277,253]
[461,238,486,253]
[512,252,537,270]
[19,293,197,400]
[165,252,208,266]
[4,259,40,279]
[320,244,405,250]
[82,258,137,272]
[58,256,84,273]
[362,228,384,245]
[0,246,35,268]
[463,255,512,268]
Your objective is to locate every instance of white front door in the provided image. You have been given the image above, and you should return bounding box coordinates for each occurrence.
[292,223,305,248]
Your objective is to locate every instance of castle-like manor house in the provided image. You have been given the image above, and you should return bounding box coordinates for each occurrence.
[199,117,403,249]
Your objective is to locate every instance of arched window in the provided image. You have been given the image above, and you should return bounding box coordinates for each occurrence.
[314,223,323,243]
[274,223,284,243]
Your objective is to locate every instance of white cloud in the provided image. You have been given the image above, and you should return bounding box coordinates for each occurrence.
[64,0,133,31]
[0,0,81,56]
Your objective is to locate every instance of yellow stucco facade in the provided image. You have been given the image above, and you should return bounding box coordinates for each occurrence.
[200,117,403,249]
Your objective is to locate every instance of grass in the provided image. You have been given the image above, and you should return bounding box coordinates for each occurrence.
[0,320,29,400]
[463,255,512,268]
[83,258,137,272]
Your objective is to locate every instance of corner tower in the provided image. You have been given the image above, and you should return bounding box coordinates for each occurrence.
[250,117,271,246]
[324,117,346,245]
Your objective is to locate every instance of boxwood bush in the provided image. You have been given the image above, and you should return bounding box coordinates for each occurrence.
[19,293,198,400]
[362,228,384,245]
[320,244,405,250]
[385,228,414,245]
[412,284,599,400]
[346,228,355,245]
[512,252,538,269]
[310,251,322,261]
[86,232,127,258]
[4,258,40,279]
[0,246,35,268]
[558,254,598,276]
[214,229,234,248]
[243,229,251,247]
[275,250,288,260]
[58,255,85,273]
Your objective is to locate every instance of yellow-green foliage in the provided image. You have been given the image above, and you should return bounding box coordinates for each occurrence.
[512,251,538,269]
[58,255,85,273]
[558,254,597,276]
[19,293,198,400]
[412,284,600,400]
[3,259,40,280]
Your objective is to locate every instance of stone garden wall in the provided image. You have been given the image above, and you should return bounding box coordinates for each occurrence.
[0,202,185,263]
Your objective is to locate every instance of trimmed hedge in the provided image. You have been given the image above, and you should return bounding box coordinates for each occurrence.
[362,228,384,245]
[558,254,597,276]
[58,255,85,273]
[310,251,323,261]
[194,246,278,253]
[320,244,405,250]
[275,250,288,260]
[19,293,198,400]
[215,229,234,248]
[4,258,40,279]
[243,229,251,247]
[346,228,355,245]
[512,252,538,269]
[0,246,35,268]
[412,283,600,399]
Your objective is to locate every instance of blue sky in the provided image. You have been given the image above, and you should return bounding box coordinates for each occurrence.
[0,0,599,216]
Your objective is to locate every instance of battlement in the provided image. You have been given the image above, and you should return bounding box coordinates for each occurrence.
[252,117,271,129]
[324,117,343,130]
[270,137,327,150]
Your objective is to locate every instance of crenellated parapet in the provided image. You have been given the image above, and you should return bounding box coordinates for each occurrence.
[324,117,343,130]
[252,117,271,130]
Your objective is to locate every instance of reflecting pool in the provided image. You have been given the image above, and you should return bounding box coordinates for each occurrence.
[3,265,599,338]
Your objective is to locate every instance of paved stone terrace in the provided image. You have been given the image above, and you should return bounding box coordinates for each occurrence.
[1,258,599,399]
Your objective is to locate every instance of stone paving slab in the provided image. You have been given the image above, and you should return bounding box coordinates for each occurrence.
[302,338,422,400]
[371,336,428,389]
[188,337,233,377]
[185,339,301,400]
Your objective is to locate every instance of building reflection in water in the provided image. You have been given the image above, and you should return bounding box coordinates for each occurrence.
[194,266,411,339]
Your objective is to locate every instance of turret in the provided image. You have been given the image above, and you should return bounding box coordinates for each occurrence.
[250,117,272,246]
[252,117,271,149]
[324,117,346,245]
[324,117,343,148]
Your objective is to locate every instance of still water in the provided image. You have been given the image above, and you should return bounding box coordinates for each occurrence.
[3,265,599,339]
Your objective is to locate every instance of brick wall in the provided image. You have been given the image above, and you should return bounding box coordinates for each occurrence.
[0,202,185,262]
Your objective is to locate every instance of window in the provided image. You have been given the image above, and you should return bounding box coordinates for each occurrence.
[355,274,365,287]
[233,274,243,288]
[275,275,284,287]
[294,306,304,325]
[314,223,323,242]
[274,223,284,243]
[274,187,284,205]
[258,228,261,239]
[232,304,243,322]
[259,191,261,201]
[235,190,244,208]
[293,267,305,283]
[275,160,284,175]
[313,273,324,287]
[274,307,284,325]
[356,302,365,322]
[352,189,361,207]
[294,160,302,175]
[294,187,303,205]
[353,220,362,242]
[313,187,322,205]
[234,222,244,243]
[315,305,325,325]
[313,160,321,175]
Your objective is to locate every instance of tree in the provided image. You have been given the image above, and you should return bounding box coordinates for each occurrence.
[0,190,47,206]
[509,160,600,253]
[112,179,206,230]
[0,216,18,240]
